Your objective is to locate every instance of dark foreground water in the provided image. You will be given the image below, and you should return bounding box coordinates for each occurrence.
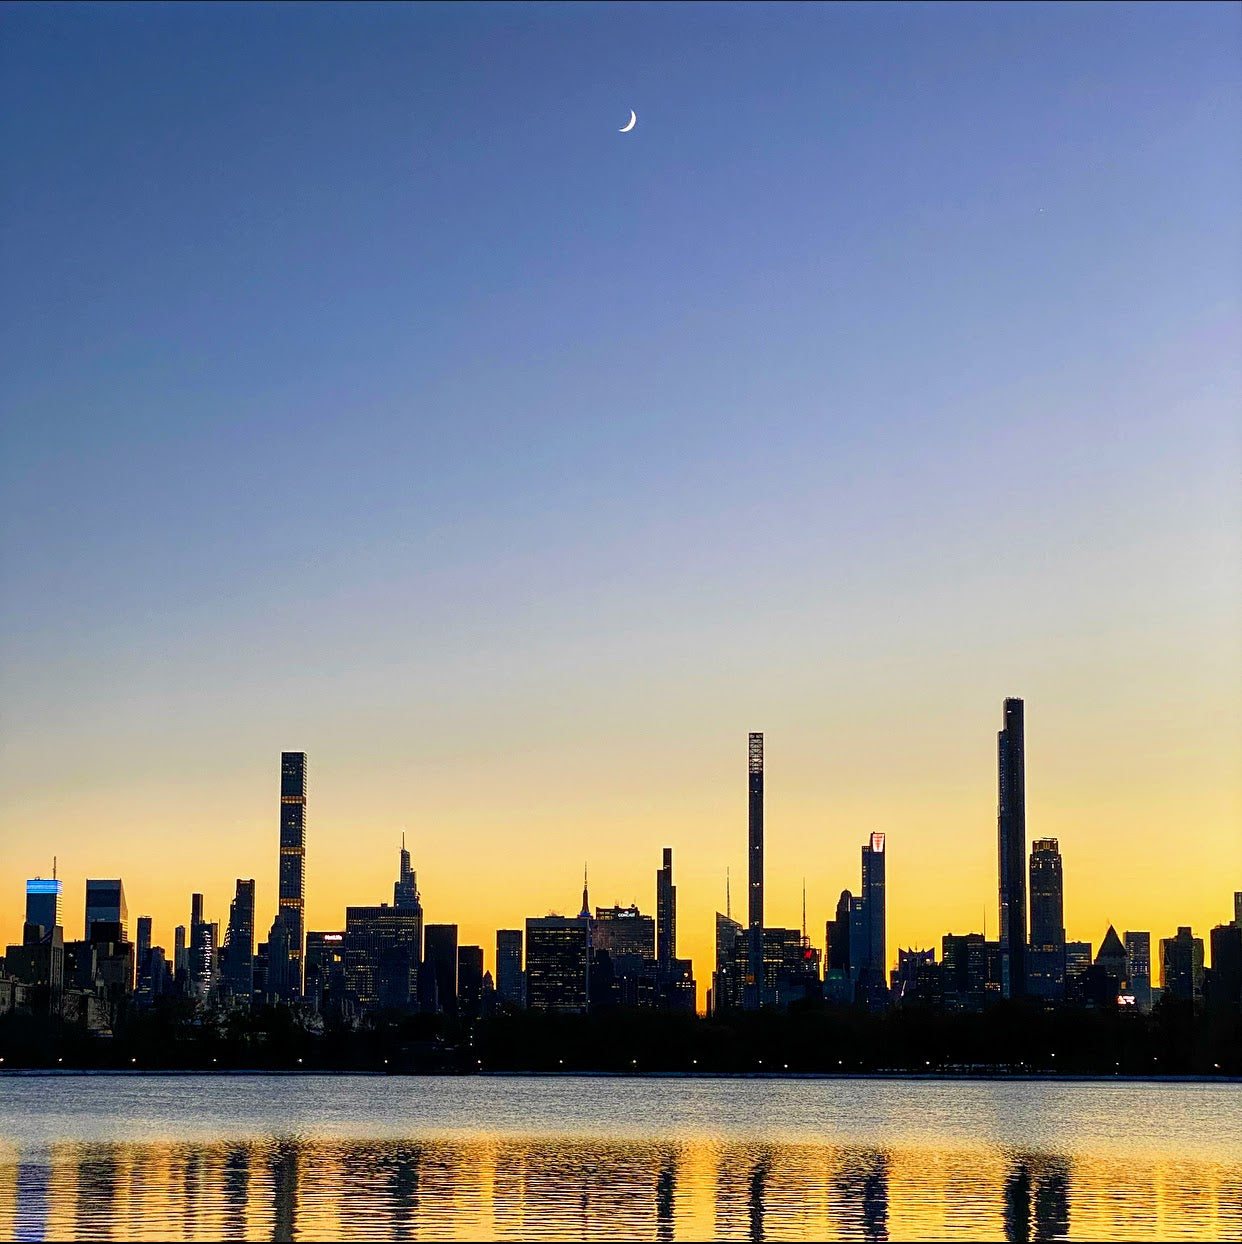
[1,1073,1239,1241]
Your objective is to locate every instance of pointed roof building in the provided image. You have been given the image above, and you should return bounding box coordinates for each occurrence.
[1095,925,1128,976]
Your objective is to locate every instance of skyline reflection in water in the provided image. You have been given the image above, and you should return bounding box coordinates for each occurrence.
[1,1075,1239,1241]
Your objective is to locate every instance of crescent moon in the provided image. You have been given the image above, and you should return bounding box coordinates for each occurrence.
[619,110,636,133]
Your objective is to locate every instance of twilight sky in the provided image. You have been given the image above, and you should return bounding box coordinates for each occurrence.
[2,1,1239,1002]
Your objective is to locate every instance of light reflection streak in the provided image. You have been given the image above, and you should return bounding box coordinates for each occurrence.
[0,1135,1236,1240]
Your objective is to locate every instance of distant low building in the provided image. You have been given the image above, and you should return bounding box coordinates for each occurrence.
[891,948,940,1007]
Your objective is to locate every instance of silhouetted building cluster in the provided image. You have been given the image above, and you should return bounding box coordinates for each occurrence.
[3,700,1239,1038]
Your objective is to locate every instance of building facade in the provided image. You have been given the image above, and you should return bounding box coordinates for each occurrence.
[747,732,764,1008]
[861,833,887,994]
[1028,838,1066,1000]
[1124,931,1152,1011]
[221,879,256,1003]
[656,847,676,968]
[85,879,128,943]
[25,878,62,938]
[344,904,422,1010]
[457,945,484,1019]
[592,905,655,960]
[997,698,1027,998]
[277,751,308,998]
[423,924,459,1016]
[496,928,524,1008]
[1160,927,1204,1002]
[525,915,589,1014]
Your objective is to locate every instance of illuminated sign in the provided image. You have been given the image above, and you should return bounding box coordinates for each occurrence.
[1117,995,1136,1006]
[26,879,62,895]
[323,934,344,942]
[871,833,885,853]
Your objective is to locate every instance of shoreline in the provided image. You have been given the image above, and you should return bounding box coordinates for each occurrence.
[1,1067,1237,1084]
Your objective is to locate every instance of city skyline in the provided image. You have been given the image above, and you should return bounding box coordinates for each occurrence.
[6,700,1236,1009]
[1,4,1239,1011]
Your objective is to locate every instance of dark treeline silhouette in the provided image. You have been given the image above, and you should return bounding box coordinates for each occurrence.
[1,993,1238,1076]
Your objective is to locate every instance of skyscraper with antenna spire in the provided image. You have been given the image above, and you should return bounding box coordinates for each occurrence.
[395,833,420,910]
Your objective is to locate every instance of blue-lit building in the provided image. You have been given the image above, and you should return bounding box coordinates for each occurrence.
[25,878,62,940]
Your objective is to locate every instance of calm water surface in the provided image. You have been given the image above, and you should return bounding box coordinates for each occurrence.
[1,1074,1239,1241]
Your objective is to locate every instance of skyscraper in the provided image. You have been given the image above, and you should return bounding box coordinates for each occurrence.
[394,835,419,909]
[496,929,525,1008]
[25,878,62,939]
[1124,931,1152,1011]
[525,915,589,1014]
[1028,838,1066,1000]
[747,731,764,1009]
[277,751,308,998]
[1160,927,1204,1001]
[656,847,676,967]
[942,932,988,1011]
[712,910,745,1014]
[824,889,854,1003]
[1208,923,1242,1012]
[861,833,887,988]
[304,930,346,1014]
[134,915,154,1005]
[221,879,256,1003]
[424,924,459,1016]
[997,698,1027,998]
[343,903,421,1009]
[592,905,656,959]
[85,879,128,942]
[189,894,215,1001]
[826,890,852,974]
[457,945,484,1019]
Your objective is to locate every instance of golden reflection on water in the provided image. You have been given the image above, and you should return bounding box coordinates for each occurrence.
[1,1134,1239,1242]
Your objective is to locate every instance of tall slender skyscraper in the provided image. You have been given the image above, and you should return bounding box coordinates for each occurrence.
[278,751,308,997]
[747,732,764,1009]
[861,833,886,986]
[656,847,676,967]
[997,698,1027,998]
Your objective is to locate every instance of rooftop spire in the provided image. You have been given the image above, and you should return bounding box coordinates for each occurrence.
[726,867,731,920]
[579,863,590,919]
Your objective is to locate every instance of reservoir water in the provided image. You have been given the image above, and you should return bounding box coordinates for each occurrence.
[1,1073,1238,1240]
